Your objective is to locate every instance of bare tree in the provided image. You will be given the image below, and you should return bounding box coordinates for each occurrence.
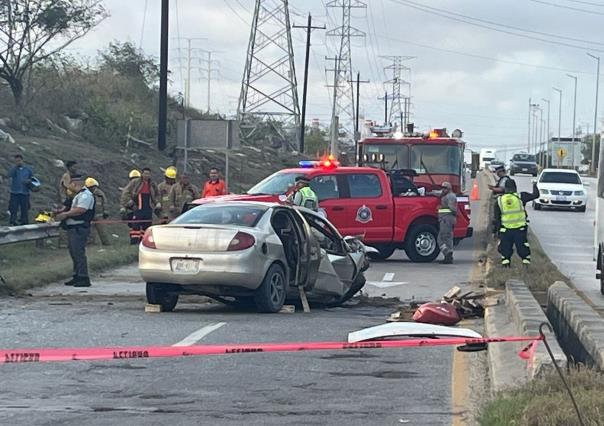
[0,0,108,107]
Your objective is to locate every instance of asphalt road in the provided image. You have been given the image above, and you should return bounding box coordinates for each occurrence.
[515,175,603,311]
[0,208,483,425]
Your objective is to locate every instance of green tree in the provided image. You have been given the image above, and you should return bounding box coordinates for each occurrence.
[581,134,600,170]
[0,0,107,106]
[304,128,329,157]
[99,42,159,89]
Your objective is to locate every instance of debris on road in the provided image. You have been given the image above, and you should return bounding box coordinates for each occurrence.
[144,304,162,313]
[279,305,295,314]
[413,302,461,326]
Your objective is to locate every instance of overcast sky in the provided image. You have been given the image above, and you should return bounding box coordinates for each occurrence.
[69,0,604,155]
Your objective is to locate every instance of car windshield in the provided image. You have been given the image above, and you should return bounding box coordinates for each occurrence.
[540,172,581,184]
[172,204,268,227]
[410,145,462,175]
[247,172,303,195]
[513,154,536,162]
[363,144,409,169]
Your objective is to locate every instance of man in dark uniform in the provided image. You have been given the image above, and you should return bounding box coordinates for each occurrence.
[494,179,539,267]
[120,167,159,244]
[488,164,510,195]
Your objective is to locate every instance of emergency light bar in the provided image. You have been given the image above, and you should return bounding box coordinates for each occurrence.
[299,155,339,169]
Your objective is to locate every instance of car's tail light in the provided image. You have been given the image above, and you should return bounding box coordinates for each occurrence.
[228,232,255,251]
[142,228,157,249]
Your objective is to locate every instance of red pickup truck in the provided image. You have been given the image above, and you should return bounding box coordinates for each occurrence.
[193,162,472,262]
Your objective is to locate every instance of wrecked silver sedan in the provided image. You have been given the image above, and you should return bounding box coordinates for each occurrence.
[138,201,373,313]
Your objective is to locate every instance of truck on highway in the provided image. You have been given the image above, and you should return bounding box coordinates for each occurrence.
[479,149,496,170]
[192,159,473,263]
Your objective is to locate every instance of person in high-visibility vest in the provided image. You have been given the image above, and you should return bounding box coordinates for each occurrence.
[495,179,539,267]
[288,176,319,211]
[436,181,457,265]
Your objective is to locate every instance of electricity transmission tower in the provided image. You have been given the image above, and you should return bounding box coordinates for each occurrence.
[381,55,414,128]
[326,0,366,141]
[238,0,300,146]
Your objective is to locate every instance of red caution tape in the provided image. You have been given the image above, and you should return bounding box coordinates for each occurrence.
[0,336,542,364]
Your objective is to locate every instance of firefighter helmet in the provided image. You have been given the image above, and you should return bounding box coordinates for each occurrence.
[129,169,141,179]
[165,166,177,179]
[85,177,99,188]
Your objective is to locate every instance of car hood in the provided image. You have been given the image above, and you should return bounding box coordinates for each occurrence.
[538,182,584,192]
[192,193,279,205]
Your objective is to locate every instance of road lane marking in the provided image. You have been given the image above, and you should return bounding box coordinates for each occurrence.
[382,273,395,282]
[172,322,226,347]
[367,281,408,288]
[558,260,595,265]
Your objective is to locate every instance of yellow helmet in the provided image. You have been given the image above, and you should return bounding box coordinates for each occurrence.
[165,166,177,179]
[35,211,54,223]
[129,169,141,179]
[85,177,99,188]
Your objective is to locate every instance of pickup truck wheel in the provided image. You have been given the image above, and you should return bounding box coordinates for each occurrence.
[405,224,439,263]
[146,283,179,312]
[367,245,396,261]
[254,264,286,313]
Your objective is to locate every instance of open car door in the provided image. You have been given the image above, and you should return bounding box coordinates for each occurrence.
[287,207,321,291]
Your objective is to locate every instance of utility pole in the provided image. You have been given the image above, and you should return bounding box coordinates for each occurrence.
[173,37,208,109]
[348,71,369,157]
[378,92,389,125]
[380,55,413,128]
[587,53,600,174]
[568,74,578,169]
[542,98,550,168]
[293,14,325,153]
[201,50,221,113]
[553,87,562,165]
[538,106,543,163]
[158,0,169,151]
[527,98,533,152]
[326,56,341,156]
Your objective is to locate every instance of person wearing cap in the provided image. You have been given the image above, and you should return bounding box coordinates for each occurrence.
[494,179,540,267]
[201,167,227,198]
[169,174,199,219]
[54,175,96,287]
[85,177,110,246]
[436,181,457,265]
[158,166,177,223]
[488,164,511,195]
[288,175,319,211]
[7,154,33,226]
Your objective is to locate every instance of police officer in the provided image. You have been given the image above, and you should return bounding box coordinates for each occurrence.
[488,164,510,195]
[54,175,95,287]
[288,176,318,211]
[495,179,539,267]
[437,181,457,265]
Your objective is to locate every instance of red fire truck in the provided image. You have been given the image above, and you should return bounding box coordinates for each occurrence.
[191,152,473,262]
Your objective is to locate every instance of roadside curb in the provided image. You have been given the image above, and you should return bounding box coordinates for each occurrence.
[547,281,604,369]
[505,279,567,378]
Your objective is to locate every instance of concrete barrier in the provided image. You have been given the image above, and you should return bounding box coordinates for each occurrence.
[505,279,567,378]
[547,281,604,369]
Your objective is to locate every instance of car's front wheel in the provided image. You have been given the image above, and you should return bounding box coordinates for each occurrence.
[405,224,439,263]
[254,264,287,313]
[533,201,542,211]
[146,283,179,312]
[577,205,587,213]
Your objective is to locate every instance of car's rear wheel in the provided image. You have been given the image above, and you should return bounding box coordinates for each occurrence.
[254,264,287,313]
[146,283,179,312]
[367,245,396,261]
[405,224,439,263]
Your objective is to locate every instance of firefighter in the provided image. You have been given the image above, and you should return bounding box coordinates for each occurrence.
[157,166,177,223]
[128,169,141,181]
[437,181,457,265]
[120,167,160,244]
[58,160,77,203]
[488,165,510,195]
[201,167,227,198]
[85,177,110,246]
[495,179,539,267]
[169,174,199,219]
[287,176,319,211]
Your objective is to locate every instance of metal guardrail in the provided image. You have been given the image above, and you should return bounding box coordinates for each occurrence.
[0,223,60,246]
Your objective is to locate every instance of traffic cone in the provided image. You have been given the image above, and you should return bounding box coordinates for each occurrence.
[470,179,480,201]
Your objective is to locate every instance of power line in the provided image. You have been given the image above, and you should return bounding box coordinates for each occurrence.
[139,0,149,49]
[223,0,250,25]
[529,0,604,15]
[388,0,604,51]
[563,0,604,7]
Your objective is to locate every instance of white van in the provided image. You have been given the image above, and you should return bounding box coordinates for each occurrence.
[479,149,496,170]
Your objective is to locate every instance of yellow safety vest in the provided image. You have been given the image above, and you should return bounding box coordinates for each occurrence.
[298,187,319,211]
[498,193,527,229]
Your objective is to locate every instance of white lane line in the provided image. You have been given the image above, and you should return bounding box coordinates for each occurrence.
[367,281,408,288]
[383,273,395,282]
[558,260,595,265]
[172,322,226,347]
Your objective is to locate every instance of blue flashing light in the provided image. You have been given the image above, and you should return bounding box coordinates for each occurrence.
[299,160,317,168]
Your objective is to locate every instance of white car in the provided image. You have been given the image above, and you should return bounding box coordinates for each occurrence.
[533,169,587,212]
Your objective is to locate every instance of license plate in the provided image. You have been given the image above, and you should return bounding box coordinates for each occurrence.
[171,258,200,274]
[522,168,528,172]
[555,196,568,202]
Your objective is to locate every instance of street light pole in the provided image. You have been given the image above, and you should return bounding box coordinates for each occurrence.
[567,74,578,169]
[527,97,532,152]
[538,106,544,164]
[542,98,550,168]
[587,53,600,174]
[553,87,562,167]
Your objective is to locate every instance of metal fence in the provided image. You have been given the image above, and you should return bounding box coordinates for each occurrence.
[0,223,60,246]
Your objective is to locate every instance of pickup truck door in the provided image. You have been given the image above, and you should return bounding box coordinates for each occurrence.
[338,172,394,242]
[309,173,346,225]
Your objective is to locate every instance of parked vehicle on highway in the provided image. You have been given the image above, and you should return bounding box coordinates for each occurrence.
[509,153,538,176]
[479,149,496,170]
[487,159,505,173]
[139,201,374,313]
[532,168,587,212]
[192,160,473,262]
